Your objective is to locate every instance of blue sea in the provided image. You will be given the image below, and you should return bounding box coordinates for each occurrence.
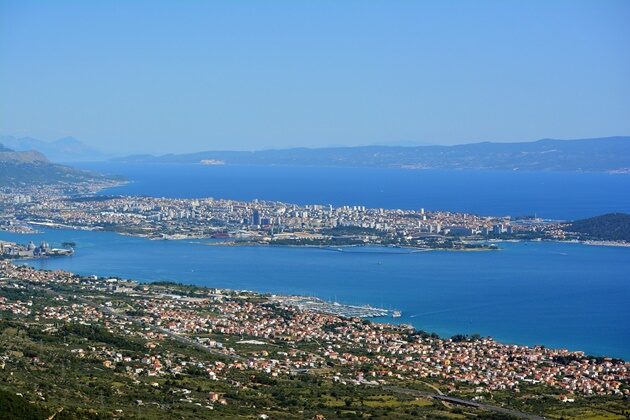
[79,162,630,220]
[4,164,630,358]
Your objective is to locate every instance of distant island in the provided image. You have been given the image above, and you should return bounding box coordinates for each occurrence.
[4,135,630,172]
[115,136,630,172]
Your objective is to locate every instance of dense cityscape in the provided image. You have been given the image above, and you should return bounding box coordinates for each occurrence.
[0,182,573,254]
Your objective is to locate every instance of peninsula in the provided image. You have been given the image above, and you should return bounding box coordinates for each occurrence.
[3,178,629,251]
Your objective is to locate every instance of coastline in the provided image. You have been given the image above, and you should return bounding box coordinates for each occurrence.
[202,240,499,252]
[3,258,625,363]
[3,225,629,359]
[7,222,630,250]
[491,237,630,248]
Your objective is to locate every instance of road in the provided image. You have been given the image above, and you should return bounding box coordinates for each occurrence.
[383,385,547,420]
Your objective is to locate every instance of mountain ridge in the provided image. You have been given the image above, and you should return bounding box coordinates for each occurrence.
[0,135,110,162]
[113,136,630,172]
[0,144,108,187]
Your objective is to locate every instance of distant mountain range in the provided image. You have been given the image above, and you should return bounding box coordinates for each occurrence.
[0,144,107,187]
[115,136,630,172]
[4,135,630,172]
[0,135,110,163]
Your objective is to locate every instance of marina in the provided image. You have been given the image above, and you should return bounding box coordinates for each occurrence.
[269,295,397,318]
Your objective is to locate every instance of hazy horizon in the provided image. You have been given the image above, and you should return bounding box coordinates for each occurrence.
[1,0,629,155]
[3,133,630,157]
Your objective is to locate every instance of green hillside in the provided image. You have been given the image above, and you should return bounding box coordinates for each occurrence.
[564,213,630,241]
[0,144,105,187]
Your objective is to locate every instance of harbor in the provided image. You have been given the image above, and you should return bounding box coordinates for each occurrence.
[269,295,399,319]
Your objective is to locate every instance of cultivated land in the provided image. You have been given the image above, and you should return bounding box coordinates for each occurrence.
[0,261,628,419]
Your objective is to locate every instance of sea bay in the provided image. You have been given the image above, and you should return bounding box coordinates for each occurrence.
[2,227,629,359]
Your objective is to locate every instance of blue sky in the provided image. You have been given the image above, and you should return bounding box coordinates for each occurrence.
[1,0,629,154]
